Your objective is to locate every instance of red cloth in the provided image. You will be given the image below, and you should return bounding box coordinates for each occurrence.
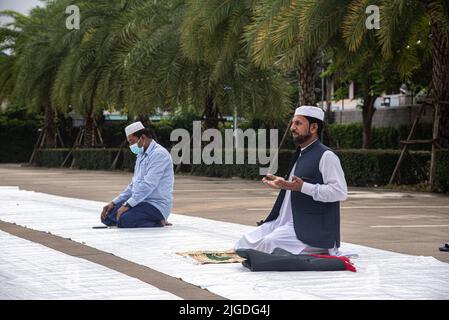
[309,254,357,272]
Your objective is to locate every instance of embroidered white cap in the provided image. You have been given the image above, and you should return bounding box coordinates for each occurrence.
[125,121,145,136]
[294,106,325,121]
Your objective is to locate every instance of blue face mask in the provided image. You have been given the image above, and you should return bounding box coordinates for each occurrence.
[129,138,144,155]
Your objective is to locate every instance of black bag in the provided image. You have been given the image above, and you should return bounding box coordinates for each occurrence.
[236,248,356,272]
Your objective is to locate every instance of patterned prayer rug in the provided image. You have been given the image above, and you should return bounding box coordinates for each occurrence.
[177,250,245,264]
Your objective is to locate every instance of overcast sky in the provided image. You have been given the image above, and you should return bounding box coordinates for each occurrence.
[0,0,45,26]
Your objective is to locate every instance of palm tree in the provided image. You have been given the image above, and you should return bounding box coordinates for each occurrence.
[245,0,323,106]
[180,0,292,129]
[112,0,198,119]
[0,45,18,108]
[0,4,69,149]
[52,0,137,147]
[0,11,31,105]
[53,0,210,140]
[0,11,24,106]
[110,0,289,131]
[378,0,449,148]
[296,0,439,148]
[300,0,448,147]
[324,40,403,147]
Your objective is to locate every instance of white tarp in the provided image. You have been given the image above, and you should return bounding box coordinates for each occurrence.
[0,230,180,300]
[1,186,448,300]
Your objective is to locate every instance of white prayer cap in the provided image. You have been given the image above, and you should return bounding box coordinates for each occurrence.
[125,121,145,136]
[294,105,325,121]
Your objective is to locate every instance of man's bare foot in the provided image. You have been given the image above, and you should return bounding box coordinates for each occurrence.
[161,220,173,226]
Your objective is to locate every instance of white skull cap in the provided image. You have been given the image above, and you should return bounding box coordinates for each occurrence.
[125,121,145,136]
[294,106,325,121]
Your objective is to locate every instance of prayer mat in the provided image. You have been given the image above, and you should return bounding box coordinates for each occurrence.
[177,250,245,264]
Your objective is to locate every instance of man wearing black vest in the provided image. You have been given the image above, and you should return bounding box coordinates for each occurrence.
[235,106,348,256]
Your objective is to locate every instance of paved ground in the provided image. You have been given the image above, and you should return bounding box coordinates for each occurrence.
[0,164,448,262]
[1,163,448,299]
[0,220,222,300]
[0,228,182,300]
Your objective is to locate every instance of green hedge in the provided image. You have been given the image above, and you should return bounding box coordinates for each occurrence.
[328,123,433,149]
[337,149,430,186]
[72,148,120,170]
[0,120,434,164]
[434,149,449,193]
[122,149,136,171]
[0,122,40,163]
[188,150,292,179]
[186,149,432,186]
[33,148,449,192]
[99,120,434,150]
[35,148,70,167]
[36,148,120,170]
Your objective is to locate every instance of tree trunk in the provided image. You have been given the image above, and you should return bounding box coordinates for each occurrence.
[362,94,378,149]
[427,4,449,147]
[439,102,449,148]
[43,101,56,148]
[325,77,334,124]
[83,113,96,148]
[83,82,100,148]
[297,57,317,106]
[203,94,219,129]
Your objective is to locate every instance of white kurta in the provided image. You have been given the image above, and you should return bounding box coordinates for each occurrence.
[235,140,348,255]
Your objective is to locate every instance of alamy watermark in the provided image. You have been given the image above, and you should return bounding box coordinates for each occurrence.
[60,3,378,176]
[170,121,279,175]
[65,5,80,30]
[366,5,380,30]
[63,4,379,32]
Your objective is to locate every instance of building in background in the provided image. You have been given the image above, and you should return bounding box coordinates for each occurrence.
[323,81,421,112]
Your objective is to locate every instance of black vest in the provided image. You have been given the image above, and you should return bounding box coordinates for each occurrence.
[263,140,340,249]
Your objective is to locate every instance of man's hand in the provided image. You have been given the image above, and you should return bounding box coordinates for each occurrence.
[161,220,173,226]
[278,176,304,191]
[116,205,129,220]
[262,174,285,189]
[262,174,304,191]
[101,202,115,220]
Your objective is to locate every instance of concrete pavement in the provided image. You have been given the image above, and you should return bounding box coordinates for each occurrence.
[1,164,448,262]
[1,163,448,299]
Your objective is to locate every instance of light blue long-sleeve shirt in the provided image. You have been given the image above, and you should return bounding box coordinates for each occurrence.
[112,140,174,219]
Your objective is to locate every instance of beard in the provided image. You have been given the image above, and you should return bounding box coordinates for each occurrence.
[292,132,312,147]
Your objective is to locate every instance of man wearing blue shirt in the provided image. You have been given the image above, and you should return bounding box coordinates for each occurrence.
[100,121,174,228]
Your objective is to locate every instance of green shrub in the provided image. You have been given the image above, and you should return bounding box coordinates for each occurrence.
[35,149,70,167]
[434,149,449,192]
[328,123,432,150]
[101,123,127,147]
[0,122,40,163]
[36,148,119,170]
[336,149,430,186]
[122,149,136,171]
[153,123,175,148]
[328,123,363,149]
[72,148,120,170]
[187,149,296,180]
[185,149,433,188]
[33,147,448,193]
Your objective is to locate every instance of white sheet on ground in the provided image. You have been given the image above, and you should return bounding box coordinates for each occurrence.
[0,230,180,300]
[0,187,448,300]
